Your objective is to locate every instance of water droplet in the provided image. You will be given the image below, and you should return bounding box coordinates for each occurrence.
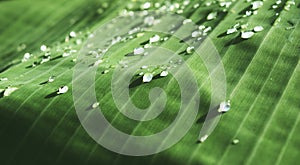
[4,87,18,97]
[272,5,278,9]
[92,102,100,109]
[183,19,192,25]
[241,31,254,39]
[199,134,209,143]
[48,76,55,83]
[207,12,217,20]
[76,39,82,45]
[40,45,47,52]
[254,26,264,32]
[103,70,110,74]
[40,56,51,64]
[141,2,151,10]
[232,139,240,145]
[22,53,31,62]
[149,35,160,43]
[144,16,155,26]
[143,73,153,83]
[57,86,68,94]
[94,59,103,66]
[69,31,76,38]
[245,11,252,16]
[251,1,263,10]
[193,3,199,8]
[160,71,168,77]
[141,65,148,69]
[203,26,212,34]
[227,28,237,34]
[134,47,145,55]
[186,46,195,54]
[0,77,8,81]
[218,100,231,112]
[191,31,201,38]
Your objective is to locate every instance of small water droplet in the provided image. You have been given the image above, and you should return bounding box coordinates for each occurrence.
[3,87,18,97]
[57,86,68,94]
[134,47,145,55]
[227,28,237,34]
[191,31,201,38]
[207,12,218,20]
[199,134,209,143]
[186,46,195,54]
[69,31,76,38]
[160,71,168,77]
[0,77,8,81]
[218,100,231,112]
[48,76,55,83]
[254,26,264,32]
[22,53,31,62]
[40,45,47,52]
[92,102,100,109]
[149,35,160,43]
[141,2,151,10]
[251,1,263,10]
[143,73,153,83]
[232,139,239,145]
[183,19,192,25]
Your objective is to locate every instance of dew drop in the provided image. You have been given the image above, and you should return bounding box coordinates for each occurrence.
[232,139,240,144]
[48,76,55,83]
[22,53,31,62]
[183,19,192,25]
[3,87,18,97]
[218,100,231,112]
[186,46,195,54]
[143,73,153,83]
[251,1,263,10]
[199,134,208,143]
[69,31,76,38]
[0,77,8,81]
[141,2,151,10]
[92,102,100,109]
[227,28,237,34]
[40,45,47,52]
[149,35,160,43]
[160,71,168,77]
[207,12,217,20]
[241,31,254,39]
[254,26,264,32]
[57,86,68,94]
[134,47,145,55]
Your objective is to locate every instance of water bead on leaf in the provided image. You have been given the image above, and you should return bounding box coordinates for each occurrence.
[232,139,240,145]
[160,71,168,77]
[149,35,160,43]
[40,45,47,52]
[251,1,263,10]
[134,47,145,55]
[143,73,153,83]
[186,46,195,54]
[218,100,231,113]
[227,28,237,34]
[207,12,217,20]
[241,31,254,39]
[69,31,76,38]
[3,87,18,97]
[57,86,69,94]
[48,76,55,83]
[0,77,8,81]
[254,26,264,32]
[199,134,208,143]
[92,102,100,109]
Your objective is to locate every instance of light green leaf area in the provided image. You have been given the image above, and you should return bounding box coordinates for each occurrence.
[0,0,299,165]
